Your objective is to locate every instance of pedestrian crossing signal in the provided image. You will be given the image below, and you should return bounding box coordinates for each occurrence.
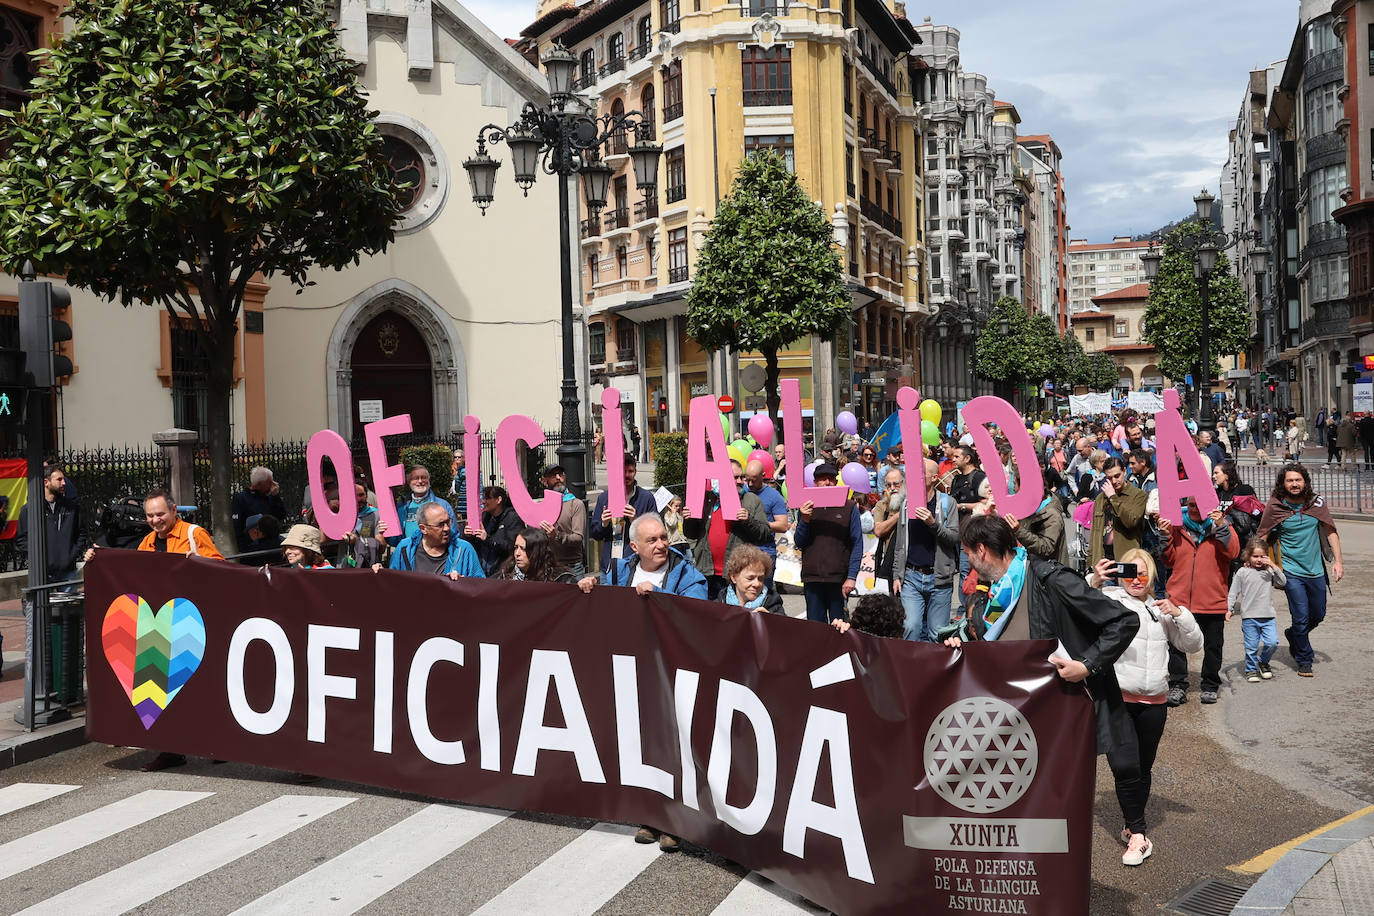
[0,348,25,423]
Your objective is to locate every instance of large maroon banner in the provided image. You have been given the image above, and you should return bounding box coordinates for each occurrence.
[85,552,1096,915]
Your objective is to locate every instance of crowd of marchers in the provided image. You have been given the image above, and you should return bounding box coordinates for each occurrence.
[31,401,1345,866]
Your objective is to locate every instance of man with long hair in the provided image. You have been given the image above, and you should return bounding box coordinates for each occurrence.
[1256,464,1344,677]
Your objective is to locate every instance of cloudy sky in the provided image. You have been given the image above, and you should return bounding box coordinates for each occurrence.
[463,0,1299,242]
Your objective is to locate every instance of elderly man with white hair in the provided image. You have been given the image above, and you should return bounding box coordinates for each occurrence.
[231,465,287,554]
[578,512,708,598]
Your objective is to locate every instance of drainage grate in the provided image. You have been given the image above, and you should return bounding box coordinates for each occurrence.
[1164,877,1250,916]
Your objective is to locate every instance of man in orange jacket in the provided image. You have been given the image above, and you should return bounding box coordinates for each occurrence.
[1159,497,1239,706]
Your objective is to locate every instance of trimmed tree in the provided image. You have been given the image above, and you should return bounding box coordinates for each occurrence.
[0,0,400,547]
[1082,351,1121,393]
[686,150,850,427]
[1141,220,1248,384]
[973,297,1062,402]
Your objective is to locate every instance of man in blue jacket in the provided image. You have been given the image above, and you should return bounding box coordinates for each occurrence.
[589,455,658,569]
[578,512,707,599]
[383,502,484,579]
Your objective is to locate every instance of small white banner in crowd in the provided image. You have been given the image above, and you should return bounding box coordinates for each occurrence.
[1355,380,1373,413]
[1067,392,1112,415]
[1126,391,1165,413]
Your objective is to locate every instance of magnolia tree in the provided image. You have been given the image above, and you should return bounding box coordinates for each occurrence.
[0,0,400,545]
[686,150,849,426]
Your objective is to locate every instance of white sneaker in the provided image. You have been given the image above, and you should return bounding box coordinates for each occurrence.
[1122,833,1153,866]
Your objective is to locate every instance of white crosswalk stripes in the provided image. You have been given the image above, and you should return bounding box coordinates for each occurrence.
[0,783,79,817]
[0,781,822,913]
[709,871,827,914]
[13,794,354,916]
[230,802,510,915]
[469,822,663,916]
[0,789,212,882]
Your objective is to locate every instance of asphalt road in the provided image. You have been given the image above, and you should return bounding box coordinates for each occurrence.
[2,522,1371,915]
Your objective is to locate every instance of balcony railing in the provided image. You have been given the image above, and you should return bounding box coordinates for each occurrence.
[608,129,628,155]
[669,265,689,283]
[740,0,790,14]
[665,183,686,203]
[603,208,630,232]
[629,44,650,62]
[662,19,681,34]
[572,71,596,91]
[579,216,601,237]
[663,101,684,122]
[857,51,897,99]
[846,180,856,198]
[600,57,625,78]
[743,88,793,107]
[634,199,659,222]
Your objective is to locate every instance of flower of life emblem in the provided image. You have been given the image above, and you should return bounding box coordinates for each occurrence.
[923,697,1038,814]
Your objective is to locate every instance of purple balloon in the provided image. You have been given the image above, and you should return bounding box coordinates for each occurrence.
[747,413,775,449]
[840,461,871,494]
[1039,426,1055,438]
[836,410,859,437]
[803,460,821,488]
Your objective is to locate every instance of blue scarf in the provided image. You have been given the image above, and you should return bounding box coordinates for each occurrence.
[724,585,770,610]
[982,547,1029,642]
[1181,514,1214,541]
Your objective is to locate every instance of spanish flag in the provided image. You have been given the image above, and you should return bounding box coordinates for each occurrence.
[0,459,28,539]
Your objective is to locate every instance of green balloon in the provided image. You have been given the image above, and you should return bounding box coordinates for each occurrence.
[720,413,730,440]
[921,420,940,446]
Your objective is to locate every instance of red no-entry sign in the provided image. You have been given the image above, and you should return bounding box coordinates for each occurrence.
[717,395,735,413]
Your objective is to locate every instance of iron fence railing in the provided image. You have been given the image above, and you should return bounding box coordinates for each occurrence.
[1234,459,1372,514]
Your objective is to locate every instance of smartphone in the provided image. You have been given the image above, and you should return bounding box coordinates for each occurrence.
[1113,562,1139,579]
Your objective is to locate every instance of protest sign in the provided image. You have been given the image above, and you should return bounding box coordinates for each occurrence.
[87,552,1097,916]
[1126,391,1164,413]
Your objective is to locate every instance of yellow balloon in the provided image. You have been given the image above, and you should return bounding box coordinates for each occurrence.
[919,398,942,425]
[1033,421,1041,431]
[727,444,749,466]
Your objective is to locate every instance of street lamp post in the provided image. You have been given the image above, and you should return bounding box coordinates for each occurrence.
[462,43,661,500]
[1138,188,1268,437]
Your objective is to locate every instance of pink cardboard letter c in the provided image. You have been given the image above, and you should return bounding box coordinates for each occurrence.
[496,415,562,528]
[306,429,357,540]
[365,413,413,535]
[962,396,1044,519]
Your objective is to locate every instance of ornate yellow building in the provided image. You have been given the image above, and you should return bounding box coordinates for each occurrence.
[520,0,930,442]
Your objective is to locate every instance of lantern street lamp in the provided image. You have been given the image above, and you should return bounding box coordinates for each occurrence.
[1138,187,1266,436]
[462,42,661,500]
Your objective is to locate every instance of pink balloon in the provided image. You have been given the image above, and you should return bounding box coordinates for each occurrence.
[747,449,775,478]
[747,413,775,449]
[836,410,858,437]
[840,461,871,494]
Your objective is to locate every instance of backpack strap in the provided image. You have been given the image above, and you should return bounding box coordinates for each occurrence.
[186,523,200,556]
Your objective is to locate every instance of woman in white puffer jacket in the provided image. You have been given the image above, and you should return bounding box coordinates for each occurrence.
[1088,548,1203,868]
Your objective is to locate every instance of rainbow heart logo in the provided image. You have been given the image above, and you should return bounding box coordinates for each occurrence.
[102,595,206,730]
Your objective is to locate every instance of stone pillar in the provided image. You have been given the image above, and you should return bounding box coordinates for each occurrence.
[152,429,199,508]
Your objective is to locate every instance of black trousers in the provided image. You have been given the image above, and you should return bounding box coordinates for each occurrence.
[1105,702,1169,834]
[1167,614,1226,691]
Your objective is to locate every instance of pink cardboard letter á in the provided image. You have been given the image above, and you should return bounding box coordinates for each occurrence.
[1153,389,1219,524]
[497,415,562,528]
[364,413,413,535]
[463,415,482,527]
[962,396,1045,519]
[601,388,626,516]
[895,387,926,513]
[306,429,358,540]
[685,394,742,518]
[779,378,850,510]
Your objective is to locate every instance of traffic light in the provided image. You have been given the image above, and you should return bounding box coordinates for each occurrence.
[18,279,73,388]
[1267,383,1276,394]
[0,348,26,424]
[658,396,668,414]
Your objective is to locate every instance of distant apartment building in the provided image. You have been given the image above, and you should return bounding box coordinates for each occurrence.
[1262,0,1357,416]
[520,0,930,437]
[1065,237,1149,315]
[1331,0,1374,373]
[1073,284,1165,394]
[1220,64,1282,407]
[1017,135,1069,328]
[912,19,1044,405]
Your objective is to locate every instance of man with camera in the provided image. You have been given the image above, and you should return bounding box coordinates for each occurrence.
[1088,457,1148,569]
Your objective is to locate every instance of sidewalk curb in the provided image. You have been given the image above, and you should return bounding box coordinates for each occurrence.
[1231,808,1374,914]
[0,715,88,771]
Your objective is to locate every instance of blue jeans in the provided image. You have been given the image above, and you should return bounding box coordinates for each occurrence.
[804,582,848,623]
[1242,618,1278,671]
[899,567,953,641]
[1282,574,1327,667]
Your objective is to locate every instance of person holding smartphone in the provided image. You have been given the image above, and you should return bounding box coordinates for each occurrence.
[1159,497,1240,705]
[1089,550,1202,866]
